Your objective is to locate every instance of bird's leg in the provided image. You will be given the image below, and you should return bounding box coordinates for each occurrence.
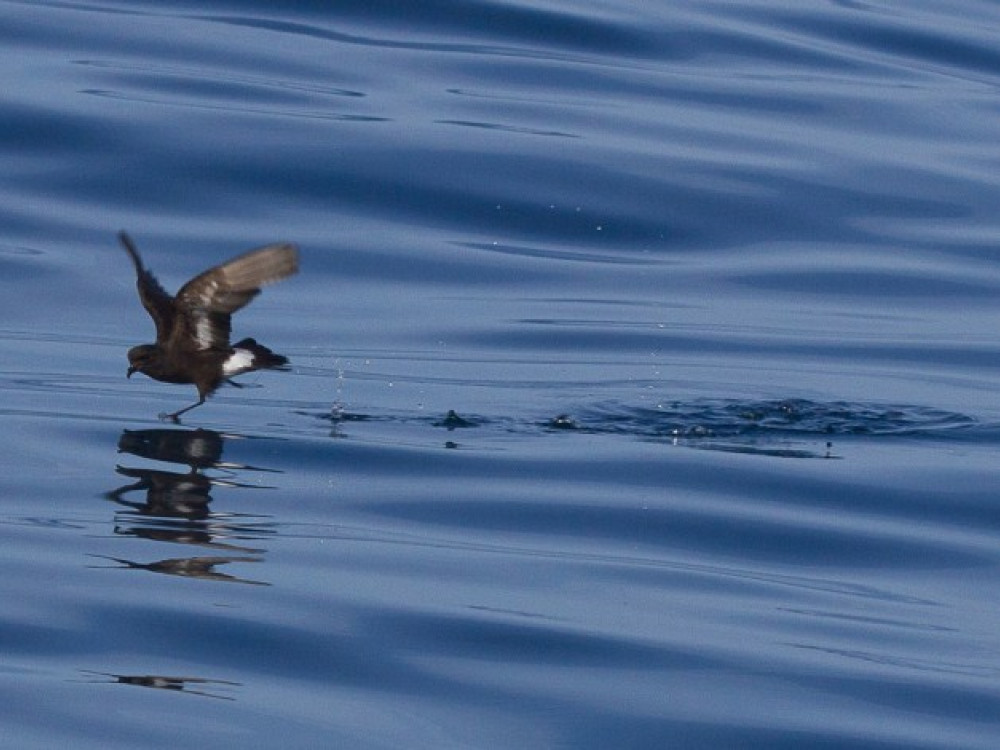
[225,379,245,389]
[159,396,206,423]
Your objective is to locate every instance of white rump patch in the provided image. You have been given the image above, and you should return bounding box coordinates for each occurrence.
[223,348,255,376]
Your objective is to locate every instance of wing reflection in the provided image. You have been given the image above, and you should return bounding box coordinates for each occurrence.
[90,553,269,586]
[79,670,240,701]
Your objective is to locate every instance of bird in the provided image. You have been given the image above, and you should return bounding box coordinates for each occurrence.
[119,231,299,421]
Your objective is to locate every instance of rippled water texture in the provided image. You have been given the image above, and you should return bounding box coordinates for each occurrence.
[3,1,1000,748]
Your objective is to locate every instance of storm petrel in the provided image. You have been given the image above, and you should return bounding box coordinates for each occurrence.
[119,232,299,421]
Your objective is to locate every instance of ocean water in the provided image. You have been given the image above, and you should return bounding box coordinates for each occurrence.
[3,0,1000,747]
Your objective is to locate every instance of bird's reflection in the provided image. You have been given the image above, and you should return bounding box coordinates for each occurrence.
[103,428,279,585]
[106,464,216,520]
[79,670,240,701]
[90,554,269,586]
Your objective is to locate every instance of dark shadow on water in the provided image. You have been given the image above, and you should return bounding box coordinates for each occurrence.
[304,398,981,458]
[548,398,979,458]
[574,398,978,438]
[100,428,281,585]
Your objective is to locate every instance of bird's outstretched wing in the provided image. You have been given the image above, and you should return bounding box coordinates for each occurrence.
[119,232,176,345]
[174,243,299,351]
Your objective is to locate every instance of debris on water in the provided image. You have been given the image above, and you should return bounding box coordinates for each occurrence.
[547,414,579,430]
[435,410,479,430]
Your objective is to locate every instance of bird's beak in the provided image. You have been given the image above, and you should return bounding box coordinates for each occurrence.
[127,366,136,378]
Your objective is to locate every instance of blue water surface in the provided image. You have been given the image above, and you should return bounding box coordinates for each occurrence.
[3,1,1000,747]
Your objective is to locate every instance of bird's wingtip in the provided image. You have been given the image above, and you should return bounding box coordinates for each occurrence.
[117,231,144,270]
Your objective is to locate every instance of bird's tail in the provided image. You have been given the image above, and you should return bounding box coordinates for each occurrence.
[232,338,290,371]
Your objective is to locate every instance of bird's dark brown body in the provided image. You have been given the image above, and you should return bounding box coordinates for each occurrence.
[120,232,298,421]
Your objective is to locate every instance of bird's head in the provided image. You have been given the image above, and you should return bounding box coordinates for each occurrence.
[126,344,158,378]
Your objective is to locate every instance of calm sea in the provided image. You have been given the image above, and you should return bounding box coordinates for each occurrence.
[3,1,1000,747]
